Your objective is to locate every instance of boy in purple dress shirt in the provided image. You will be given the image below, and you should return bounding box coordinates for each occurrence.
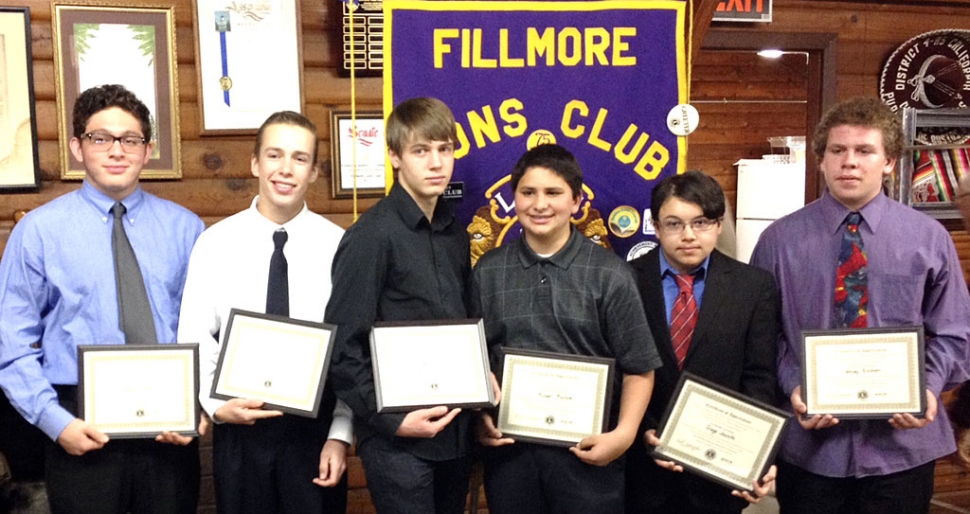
[750,97,970,514]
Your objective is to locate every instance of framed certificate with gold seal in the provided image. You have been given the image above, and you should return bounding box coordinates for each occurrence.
[212,309,336,418]
[652,373,787,492]
[78,344,200,438]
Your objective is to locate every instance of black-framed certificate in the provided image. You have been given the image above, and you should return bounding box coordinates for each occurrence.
[78,344,200,439]
[496,348,614,447]
[801,326,925,418]
[652,373,788,492]
[212,309,336,418]
[370,318,495,413]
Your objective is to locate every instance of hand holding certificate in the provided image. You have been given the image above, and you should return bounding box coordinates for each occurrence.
[78,344,200,439]
[496,348,614,446]
[801,327,925,419]
[651,374,787,492]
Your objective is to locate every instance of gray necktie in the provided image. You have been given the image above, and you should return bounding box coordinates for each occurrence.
[111,202,157,344]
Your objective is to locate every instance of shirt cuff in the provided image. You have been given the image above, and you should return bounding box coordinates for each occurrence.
[201,395,228,424]
[370,412,407,437]
[38,404,77,442]
[327,399,354,445]
[926,370,945,396]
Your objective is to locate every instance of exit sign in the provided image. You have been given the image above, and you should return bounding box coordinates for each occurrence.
[713,0,772,22]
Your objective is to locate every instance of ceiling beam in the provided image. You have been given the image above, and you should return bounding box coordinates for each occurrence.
[690,0,722,61]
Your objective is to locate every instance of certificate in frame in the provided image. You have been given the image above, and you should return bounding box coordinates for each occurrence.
[52,3,181,179]
[78,344,200,438]
[0,7,41,192]
[652,373,788,492]
[330,109,387,198]
[212,309,336,418]
[801,326,925,419]
[496,348,614,447]
[370,318,495,413]
[192,0,303,134]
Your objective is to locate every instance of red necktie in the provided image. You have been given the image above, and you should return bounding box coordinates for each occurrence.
[670,274,697,369]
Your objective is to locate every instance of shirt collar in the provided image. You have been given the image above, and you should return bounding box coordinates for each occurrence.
[249,195,311,232]
[80,180,145,218]
[819,189,888,235]
[515,227,584,269]
[659,248,710,280]
[388,182,456,232]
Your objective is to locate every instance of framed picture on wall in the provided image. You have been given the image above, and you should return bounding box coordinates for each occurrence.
[330,109,386,198]
[0,7,41,192]
[52,3,181,180]
[192,0,303,135]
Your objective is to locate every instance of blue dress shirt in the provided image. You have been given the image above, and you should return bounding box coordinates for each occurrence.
[658,250,710,325]
[0,181,204,440]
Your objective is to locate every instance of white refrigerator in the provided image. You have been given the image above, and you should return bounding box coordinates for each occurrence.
[734,159,806,263]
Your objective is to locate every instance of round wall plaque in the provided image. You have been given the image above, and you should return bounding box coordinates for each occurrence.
[879,29,970,144]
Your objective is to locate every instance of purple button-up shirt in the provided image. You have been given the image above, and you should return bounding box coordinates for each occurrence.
[750,190,970,477]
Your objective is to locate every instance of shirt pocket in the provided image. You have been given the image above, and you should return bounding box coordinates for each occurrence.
[869,271,924,326]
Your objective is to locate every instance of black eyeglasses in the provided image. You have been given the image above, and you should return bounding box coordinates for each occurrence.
[82,132,147,152]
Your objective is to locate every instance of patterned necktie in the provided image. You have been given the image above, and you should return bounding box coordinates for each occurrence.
[266,229,289,317]
[111,202,157,344]
[670,274,697,369]
[835,212,868,328]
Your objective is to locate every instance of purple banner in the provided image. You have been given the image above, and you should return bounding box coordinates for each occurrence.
[384,1,686,262]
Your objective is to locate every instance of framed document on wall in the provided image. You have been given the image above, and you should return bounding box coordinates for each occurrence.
[330,109,386,198]
[52,3,182,179]
[192,0,303,134]
[0,7,41,192]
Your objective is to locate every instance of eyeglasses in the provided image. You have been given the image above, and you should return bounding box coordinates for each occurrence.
[658,218,720,234]
[82,132,147,152]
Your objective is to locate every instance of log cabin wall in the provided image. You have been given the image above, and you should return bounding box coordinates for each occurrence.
[3,0,970,512]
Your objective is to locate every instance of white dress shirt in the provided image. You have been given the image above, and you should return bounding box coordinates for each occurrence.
[178,197,352,444]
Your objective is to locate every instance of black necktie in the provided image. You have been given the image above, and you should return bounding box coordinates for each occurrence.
[111,202,157,344]
[266,229,289,317]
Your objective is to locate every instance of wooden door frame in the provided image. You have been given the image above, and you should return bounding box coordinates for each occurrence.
[701,30,838,203]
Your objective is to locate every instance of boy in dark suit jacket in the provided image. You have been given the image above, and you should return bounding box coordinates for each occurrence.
[625,171,780,514]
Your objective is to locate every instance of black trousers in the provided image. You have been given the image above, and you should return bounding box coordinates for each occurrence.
[775,459,936,514]
[212,417,348,514]
[625,438,746,514]
[46,386,200,514]
[483,443,625,514]
[356,434,470,514]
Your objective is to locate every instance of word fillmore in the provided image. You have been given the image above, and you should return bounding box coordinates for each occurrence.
[433,27,638,68]
[453,98,670,181]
